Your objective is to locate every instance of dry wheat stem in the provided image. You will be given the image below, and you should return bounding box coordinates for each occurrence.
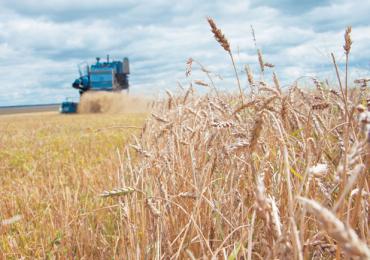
[298,197,370,259]
[207,17,244,104]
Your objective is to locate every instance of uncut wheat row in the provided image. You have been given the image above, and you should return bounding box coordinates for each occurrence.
[101,20,370,259]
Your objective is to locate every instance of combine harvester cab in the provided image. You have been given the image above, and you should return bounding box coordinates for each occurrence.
[72,55,130,95]
[60,55,130,113]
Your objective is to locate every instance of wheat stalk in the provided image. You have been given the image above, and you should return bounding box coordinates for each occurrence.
[298,197,370,259]
[100,187,136,197]
[207,17,244,104]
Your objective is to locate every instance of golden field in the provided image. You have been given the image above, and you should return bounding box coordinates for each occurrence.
[0,112,146,258]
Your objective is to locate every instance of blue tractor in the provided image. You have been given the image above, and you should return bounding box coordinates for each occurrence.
[60,55,130,113]
[59,98,78,114]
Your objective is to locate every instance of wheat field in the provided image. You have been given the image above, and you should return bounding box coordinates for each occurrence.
[94,21,369,259]
[0,112,146,258]
[1,19,369,259]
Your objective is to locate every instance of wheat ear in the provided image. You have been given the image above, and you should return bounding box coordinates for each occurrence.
[298,196,370,259]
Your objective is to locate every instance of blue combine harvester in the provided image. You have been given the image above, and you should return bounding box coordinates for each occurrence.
[60,55,130,113]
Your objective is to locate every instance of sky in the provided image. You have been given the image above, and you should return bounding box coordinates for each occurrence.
[0,0,369,106]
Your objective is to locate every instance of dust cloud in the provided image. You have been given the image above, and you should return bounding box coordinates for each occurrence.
[78,92,150,114]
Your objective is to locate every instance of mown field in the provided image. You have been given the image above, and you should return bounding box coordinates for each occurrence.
[0,112,146,258]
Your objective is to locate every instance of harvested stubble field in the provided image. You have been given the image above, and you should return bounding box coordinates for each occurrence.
[1,19,370,259]
[0,112,146,258]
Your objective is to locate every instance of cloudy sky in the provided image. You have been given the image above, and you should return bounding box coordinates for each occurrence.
[0,0,369,106]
